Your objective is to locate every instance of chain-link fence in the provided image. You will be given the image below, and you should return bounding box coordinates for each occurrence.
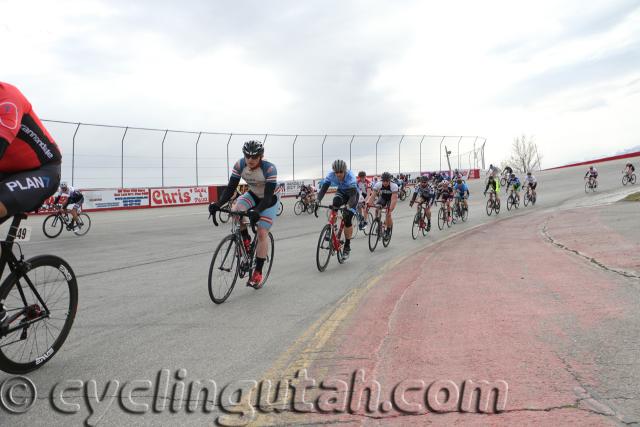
[43,120,486,188]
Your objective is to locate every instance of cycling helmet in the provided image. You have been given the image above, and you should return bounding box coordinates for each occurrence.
[589,165,594,170]
[358,171,366,178]
[510,173,516,178]
[527,171,531,176]
[60,181,68,189]
[381,172,392,181]
[420,175,429,183]
[489,164,493,168]
[332,159,347,173]
[242,140,264,157]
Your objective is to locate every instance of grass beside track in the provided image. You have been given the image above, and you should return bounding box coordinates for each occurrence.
[623,192,640,201]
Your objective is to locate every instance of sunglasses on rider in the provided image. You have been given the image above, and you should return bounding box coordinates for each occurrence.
[244,154,261,160]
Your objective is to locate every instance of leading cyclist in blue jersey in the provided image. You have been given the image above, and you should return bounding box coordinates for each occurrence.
[315,159,358,259]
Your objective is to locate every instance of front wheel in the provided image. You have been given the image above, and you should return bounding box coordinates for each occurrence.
[0,255,78,374]
[398,190,406,201]
[42,214,63,238]
[382,224,392,247]
[294,200,305,215]
[437,206,446,230]
[622,175,629,186]
[368,218,381,252]
[276,200,284,216]
[73,213,91,236]
[316,225,333,272]
[500,177,507,187]
[253,232,275,287]
[486,199,493,216]
[524,193,530,207]
[507,195,514,211]
[412,212,421,240]
[631,174,637,185]
[208,235,240,304]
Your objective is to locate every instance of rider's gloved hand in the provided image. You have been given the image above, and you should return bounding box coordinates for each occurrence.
[208,203,220,216]
[247,209,260,225]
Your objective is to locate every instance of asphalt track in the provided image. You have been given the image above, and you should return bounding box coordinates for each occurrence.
[0,158,638,426]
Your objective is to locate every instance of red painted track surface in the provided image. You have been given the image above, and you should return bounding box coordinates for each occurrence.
[281,202,640,425]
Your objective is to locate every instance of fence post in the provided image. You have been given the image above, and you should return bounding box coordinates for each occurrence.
[321,135,327,177]
[225,133,233,181]
[348,135,355,169]
[292,135,298,180]
[398,135,405,175]
[71,122,81,186]
[374,135,382,175]
[457,136,463,170]
[439,136,446,172]
[418,135,425,175]
[121,127,129,188]
[195,132,202,186]
[161,129,168,187]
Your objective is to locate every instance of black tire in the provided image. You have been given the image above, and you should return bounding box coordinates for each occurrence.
[437,206,445,230]
[0,255,78,374]
[306,201,316,214]
[461,205,468,222]
[495,199,501,214]
[73,213,91,236]
[398,190,406,201]
[631,174,637,185]
[382,225,392,247]
[584,181,590,194]
[524,193,530,207]
[42,214,63,238]
[486,199,493,216]
[507,195,513,211]
[500,177,507,187]
[208,235,240,304]
[622,175,629,186]
[253,232,275,287]
[412,212,420,240]
[276,200,284,217]
[368,218,381,252]
[316,224,333,272]
[294,200,305,215]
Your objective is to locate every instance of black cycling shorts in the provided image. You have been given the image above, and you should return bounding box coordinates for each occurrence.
[332,188,358,227]
[0,162,61,219]
[375,196,392,208]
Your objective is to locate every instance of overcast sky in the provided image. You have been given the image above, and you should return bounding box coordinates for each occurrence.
[3,0,640,185]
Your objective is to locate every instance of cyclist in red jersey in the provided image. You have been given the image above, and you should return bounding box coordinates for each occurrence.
[0,82,62,220]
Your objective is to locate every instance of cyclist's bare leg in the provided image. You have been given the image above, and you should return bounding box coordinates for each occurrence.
[385,210,393,229]
[256,226,269,259]
[0,202,7,218]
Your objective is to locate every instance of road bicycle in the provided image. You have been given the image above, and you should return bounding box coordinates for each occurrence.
[42,205,91,238]
[209,209,274,303]
[506,189,521,211]
[452,196,469,223]
[398,186,411,201]
[368,205,393,252]
[0,213,78,374]
[584,176,598,193]
[523,185,537,207]
[485,191,501,216]
[411,201,430,239]
[294,195,316,215]
[315,205,352,272]
[437,199,454,230]
[622,171,636,186]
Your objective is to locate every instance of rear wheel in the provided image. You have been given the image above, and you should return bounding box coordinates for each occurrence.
[294,200,305,215]
[368,218,381,252]
[252,232,275,287]
[412,212,420,240]
[0,255,78,374]
[208,235,240,304]
[622,175,629,186]
[524,192,530,207]
[437,206,445,230]
[486,199,493,216]
[495,199,501,214]
[316,225,333,272]
[631,174,637,185]
[507,195,514,211]
[42,214,63,238]
[382,224,392,247]
[461,204,468,221]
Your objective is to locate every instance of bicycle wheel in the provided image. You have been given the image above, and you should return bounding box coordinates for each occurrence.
[437,207,445,230]
[253,232,275,287]
[584,181,590,194]
[368,218,381,252]
[524,193,530,207]
[630,174,637,185]
[351,215,360,239]
[316,224,333,272]
[73,213,91,236]
[276,201,284,217]
[461,205,468,222]
[208,235,240,304]
[500,177,507,187]
[486,200,493,216]
[294,200,305,215]
[622,175,629,186]
[0,255,78,374]
[412,212,420,240]
[446,208,453,227]
[507,196,513,211]
[42,214,63,238]
[399,190,406,201]
[495,199,501,214]
[306,201,316,214]
[382,225,392,247]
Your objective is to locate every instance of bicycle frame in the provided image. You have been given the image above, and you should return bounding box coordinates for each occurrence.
[327,209,346,252]
[0,215,52,337]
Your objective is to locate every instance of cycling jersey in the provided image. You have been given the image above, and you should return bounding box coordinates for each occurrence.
[454,182,469,195]
[356,177,371,195]
[0,82,62,173]
[231,158,278,199]
[55,186,83,204]
[508,177,521,189]
[372,181,399,201]
[523,175,537,185]
[319,170,358,191]
[585,168,598,177]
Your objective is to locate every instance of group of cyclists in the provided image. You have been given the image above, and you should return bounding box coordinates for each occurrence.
[485,164,538,206]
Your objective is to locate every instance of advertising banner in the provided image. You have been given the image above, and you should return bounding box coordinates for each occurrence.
[150,187,209,207]
[83,188,150,210]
